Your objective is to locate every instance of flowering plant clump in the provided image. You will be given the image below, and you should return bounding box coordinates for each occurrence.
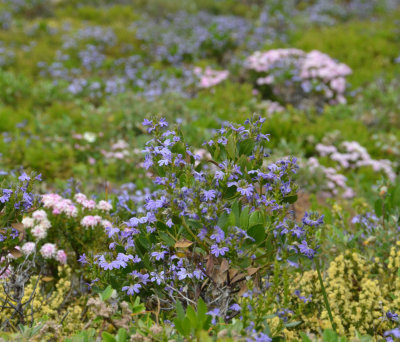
[1,177,113,280]
[194,67,229,89]
[0,266,87,337]
[245,48,352,108]
[291,247,400,340]
[304,157,355,198]
[316,141,396,181]
[0,172,41,277]
[83,116,323,334]
[300,140,397,199]
[19,192,113,266]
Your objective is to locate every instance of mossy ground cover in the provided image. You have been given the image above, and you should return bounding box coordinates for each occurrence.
[1,1,400,341]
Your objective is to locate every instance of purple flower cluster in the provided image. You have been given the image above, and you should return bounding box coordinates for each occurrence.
[0,172,41,276]
[83,116,321,318]
[133,10,275,65]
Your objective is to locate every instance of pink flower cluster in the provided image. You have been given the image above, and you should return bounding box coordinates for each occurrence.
[80,215,111,229]
[43,193,113,214]
[257,100,284,116]
[19,210,67,264]
[194,67,229,88]
[246,48,303,73]
[101,139,131,160]
[18,193,113,266]
[21,242,36,255]
[301,50,351,95]
[22,209,51,240]
[42,193,78,217]
[316,141,396,181]
[307,157,354,198]
[246,48,352,104]
[39,243,67,264]
[20,242,66,264]
[74,193,96,210]
[42,193,113,229]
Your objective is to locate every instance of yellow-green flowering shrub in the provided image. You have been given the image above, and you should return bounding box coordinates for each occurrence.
[291,243,400,339]
[0,266,87,338]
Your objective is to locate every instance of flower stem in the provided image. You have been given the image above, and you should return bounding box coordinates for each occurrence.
[181,218,209,252]
[315,257,337,333]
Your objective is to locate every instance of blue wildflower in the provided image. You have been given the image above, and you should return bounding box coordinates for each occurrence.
[122,284,142,295]
[211,244,229,257]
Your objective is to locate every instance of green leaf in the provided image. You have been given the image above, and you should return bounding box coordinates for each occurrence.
[173,319,184,337]
[156,221,169,231]
[284,321,302,328]
[171,141,186,154]
[217,212,229,230]
[249,210,263,228]
[156,166,166,177]
[116,328,127,342]
[238,138,255,156]
[223,184,237,199]
[176,300,185,321]
[100,286,113,301]
[226,137,236,159]
[247,224,266,244]
[322,329,338,342]
[299,332,313,342]
[197,298,208,326]
[131,301,146,314]
[137,236,150,249]
[231,200,240,226]
[358,333,372,342]
[159,232,175,247]
[186,305,197,328]
[182,317,192,337]
[282,194,298,204]
[240,206,250,229]
[213,145,220,160]
[172,215,182,225]
[374,199,383,217]
[237,154,250,171]
[102,332,116,342]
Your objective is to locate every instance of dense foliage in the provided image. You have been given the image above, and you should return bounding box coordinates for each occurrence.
[1,0,400,341]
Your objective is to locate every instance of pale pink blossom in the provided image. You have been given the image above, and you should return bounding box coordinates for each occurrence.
[32,209,47,221]
[42,193,63,207]
[42,193,77,217]
[101,219,112,228]
[22,217,35,228]
[81,215,102,228]
[22,242,36,255]
[342,187,355,199]
[74,193,87,204]
[31,225,47,240]
[245,49,303,72]
[38,219,51,230]
[81,199,96,210]
[56,250,67,264]
[315,144,337,156]
[40,243,57,259]
[97,200,112,212]
[194,67,229,88]
[111,140,129,150]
